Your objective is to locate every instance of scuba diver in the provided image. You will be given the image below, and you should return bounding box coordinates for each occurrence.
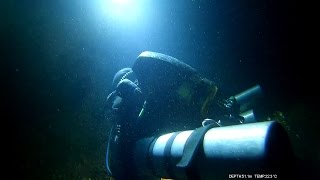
[105,51,292,180]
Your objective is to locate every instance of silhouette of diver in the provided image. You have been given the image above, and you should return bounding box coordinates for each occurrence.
[106,51,254,179]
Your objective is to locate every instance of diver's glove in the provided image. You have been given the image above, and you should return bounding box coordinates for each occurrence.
[218,96,241,115]
[212,85,263,125]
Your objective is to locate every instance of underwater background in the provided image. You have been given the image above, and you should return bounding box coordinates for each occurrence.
[4,0,318,179]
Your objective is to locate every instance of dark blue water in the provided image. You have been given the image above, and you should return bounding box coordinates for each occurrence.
[4,0,317,179]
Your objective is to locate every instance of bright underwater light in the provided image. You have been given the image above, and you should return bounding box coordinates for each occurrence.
[112,0,131,5]
[102,0,143,23]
